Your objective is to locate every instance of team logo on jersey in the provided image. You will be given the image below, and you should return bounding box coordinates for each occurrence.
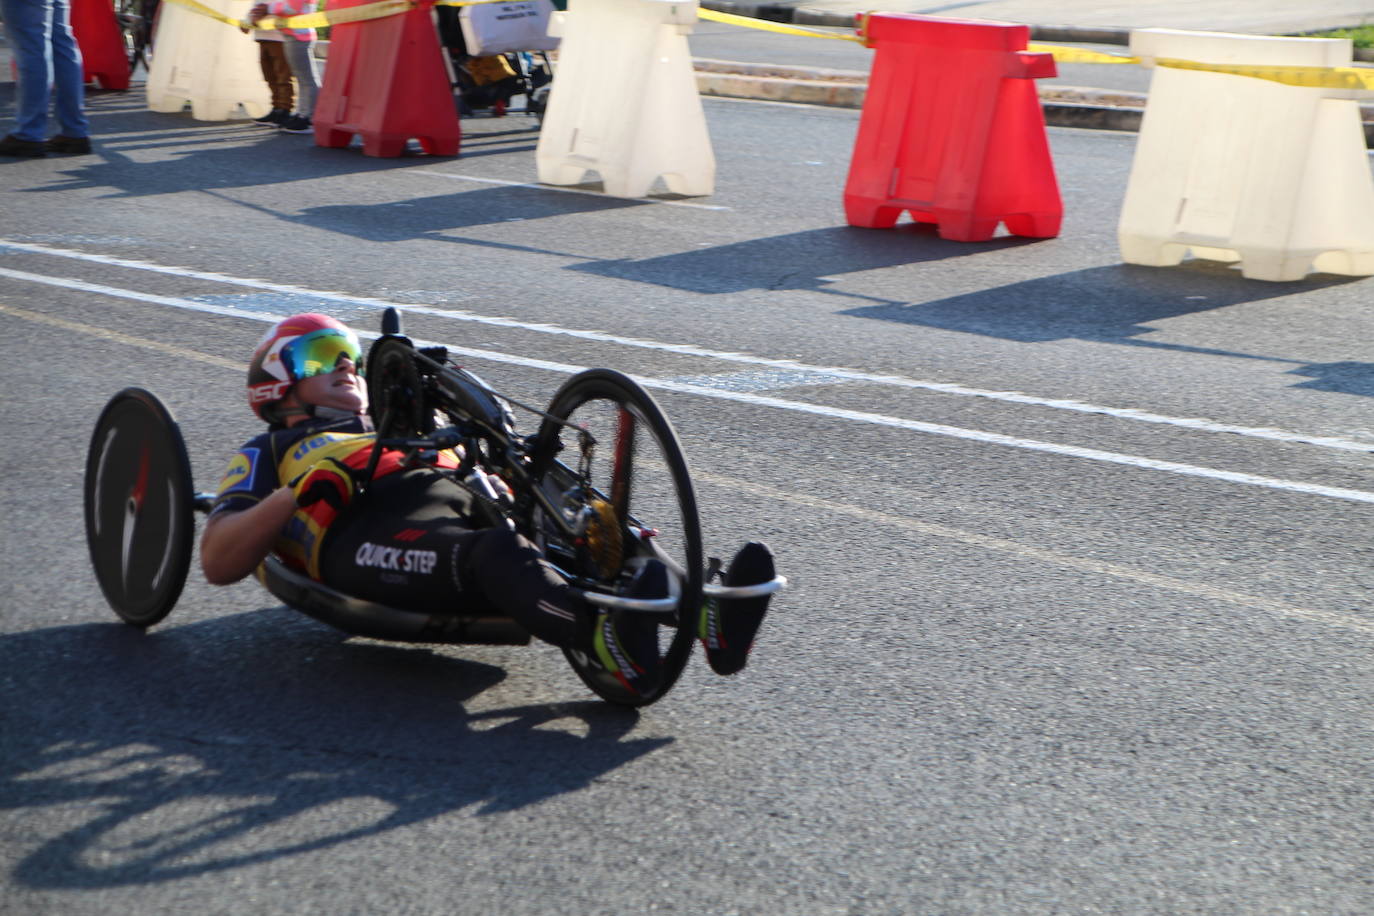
[217,448,259,494]
[292,434,336,463]
[354,542,438,575]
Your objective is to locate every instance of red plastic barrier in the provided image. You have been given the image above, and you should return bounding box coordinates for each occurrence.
[70,0,131,90]
[314,0,459,157]
[844,14,1061,242]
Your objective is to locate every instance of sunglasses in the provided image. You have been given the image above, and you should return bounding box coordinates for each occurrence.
[284,328,364,380]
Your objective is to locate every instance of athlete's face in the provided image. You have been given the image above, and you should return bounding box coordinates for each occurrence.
[292,355,368,415]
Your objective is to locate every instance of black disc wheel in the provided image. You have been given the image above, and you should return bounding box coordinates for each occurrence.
[366,337,432,439]
[530,369,703,706]
[84,388,195,628]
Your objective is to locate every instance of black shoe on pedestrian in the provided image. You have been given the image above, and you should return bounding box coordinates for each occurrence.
[279,114,313,134]
[252,108,290,127]
[46,134,92,154]
[0,134,46,157]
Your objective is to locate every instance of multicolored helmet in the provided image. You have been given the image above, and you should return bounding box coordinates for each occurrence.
[246,313,363,422]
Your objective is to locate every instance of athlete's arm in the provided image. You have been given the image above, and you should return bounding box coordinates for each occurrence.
[200,487,298,585]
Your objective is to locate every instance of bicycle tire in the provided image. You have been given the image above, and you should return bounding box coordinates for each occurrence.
[529,369,703,707]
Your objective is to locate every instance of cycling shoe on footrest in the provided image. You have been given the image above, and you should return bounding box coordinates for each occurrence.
[700,542,775,676]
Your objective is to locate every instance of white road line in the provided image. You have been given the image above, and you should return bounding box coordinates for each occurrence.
[696,469,1374,636]
[14,302,1362,636]
[421,173,733,211]
[2,239,1371,457]
[4,285,1374,507]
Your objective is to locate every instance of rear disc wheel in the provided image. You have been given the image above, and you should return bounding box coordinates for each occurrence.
[84,388,195,628]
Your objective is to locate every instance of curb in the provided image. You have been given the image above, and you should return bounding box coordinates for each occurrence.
[694,61,1374,145]
[694,65,1146,132]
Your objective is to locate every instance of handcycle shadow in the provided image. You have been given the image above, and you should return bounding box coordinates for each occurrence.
[0,611,668,889]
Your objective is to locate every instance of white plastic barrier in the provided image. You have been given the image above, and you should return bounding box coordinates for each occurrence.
[1118,29,1374,282]
[145,0,270,121]
[535,0,714,199]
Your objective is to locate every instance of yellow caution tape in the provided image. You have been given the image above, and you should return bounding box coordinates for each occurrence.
[245,0,509,32]
[1154,57,1374,91]
[254,0,409,31]
[1027,43,1138,65]
[698,7,863,42]
[1031,44,1374,90]
[162,0,248,27]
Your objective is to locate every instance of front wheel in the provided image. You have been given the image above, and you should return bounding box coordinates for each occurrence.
[529,369,703,706]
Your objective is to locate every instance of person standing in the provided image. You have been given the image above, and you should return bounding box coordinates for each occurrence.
[0,0,91,157]
[245,15,294,128]
[249,0,318,134]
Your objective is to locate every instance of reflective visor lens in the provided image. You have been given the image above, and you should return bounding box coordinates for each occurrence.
[284,328,363,380]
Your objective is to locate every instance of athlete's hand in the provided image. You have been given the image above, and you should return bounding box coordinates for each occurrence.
[291,458,356,511]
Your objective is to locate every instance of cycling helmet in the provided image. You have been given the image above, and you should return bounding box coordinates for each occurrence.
[246,313,363,423]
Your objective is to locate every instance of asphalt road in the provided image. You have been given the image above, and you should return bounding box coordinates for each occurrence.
[2,86,1373,914]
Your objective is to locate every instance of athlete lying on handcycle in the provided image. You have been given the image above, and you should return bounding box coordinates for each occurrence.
[199,313,776,703]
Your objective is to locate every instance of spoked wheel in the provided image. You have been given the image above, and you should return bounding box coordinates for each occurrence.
[530,369,703,706]
[366,337,433,439]
[84,388,195,627]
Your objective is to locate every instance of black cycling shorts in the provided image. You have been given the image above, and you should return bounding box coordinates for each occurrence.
[316,469,587,648]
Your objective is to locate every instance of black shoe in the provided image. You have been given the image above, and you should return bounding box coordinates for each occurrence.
[591,560,668,697]
[252,108,290,127]
[46,134,91,154]
[279,114,312,134]
[0,134,46,157]
[700,542,775,676]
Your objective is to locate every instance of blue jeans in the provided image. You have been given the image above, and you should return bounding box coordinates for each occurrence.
[1,0,89,141]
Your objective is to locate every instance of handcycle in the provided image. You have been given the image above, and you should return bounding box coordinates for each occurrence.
[83,308,785,706]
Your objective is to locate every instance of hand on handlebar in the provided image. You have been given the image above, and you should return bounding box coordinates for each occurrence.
[466,469,513,503]
[291,457,356,512]
[486,472,513,501]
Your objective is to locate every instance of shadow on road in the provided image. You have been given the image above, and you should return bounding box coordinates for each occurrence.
[21,133,448,198]
[2,88,535,199]
[568,224,1040,297]
[841,262,1373,395]
[291,185,642,245]
[0,612,667,889]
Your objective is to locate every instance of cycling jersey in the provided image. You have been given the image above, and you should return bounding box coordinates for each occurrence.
[212,414,459,577]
